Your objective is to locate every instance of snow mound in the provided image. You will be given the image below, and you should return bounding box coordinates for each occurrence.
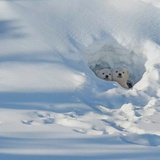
[1,1,160,158]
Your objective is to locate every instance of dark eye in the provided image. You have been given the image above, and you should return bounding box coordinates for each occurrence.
[102,73,105,75]
[116,71,118,73]
[109,74,111,75]
[123,72,125,74]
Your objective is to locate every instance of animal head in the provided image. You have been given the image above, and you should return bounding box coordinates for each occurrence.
[112,67,129,88]
[96,68,112,81]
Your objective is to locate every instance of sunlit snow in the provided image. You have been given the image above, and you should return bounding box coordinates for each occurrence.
[0,0,160,159]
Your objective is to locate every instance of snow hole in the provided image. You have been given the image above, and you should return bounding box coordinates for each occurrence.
[85,41,147,88]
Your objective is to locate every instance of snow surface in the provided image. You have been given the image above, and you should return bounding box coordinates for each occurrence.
[0,0,160,159]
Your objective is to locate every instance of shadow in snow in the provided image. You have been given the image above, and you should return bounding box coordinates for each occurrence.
[0,51,61,64]
[121,133,160,146]
[0,153,160,160]
[0,91,92,114]
[0,136,160,160]
[0,20,27,39]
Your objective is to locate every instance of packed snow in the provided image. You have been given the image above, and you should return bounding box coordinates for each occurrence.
[0,0,160,159]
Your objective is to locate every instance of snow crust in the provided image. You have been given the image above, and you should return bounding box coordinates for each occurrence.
[0,0,160,159]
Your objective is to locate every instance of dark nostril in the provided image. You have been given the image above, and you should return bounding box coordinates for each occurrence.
[106,75,109,78]
[119,73,122,76]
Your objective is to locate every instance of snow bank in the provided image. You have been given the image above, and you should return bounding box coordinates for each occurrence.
[0,0,160,158]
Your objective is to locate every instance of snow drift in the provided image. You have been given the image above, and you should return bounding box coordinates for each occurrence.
[0,0,160,159]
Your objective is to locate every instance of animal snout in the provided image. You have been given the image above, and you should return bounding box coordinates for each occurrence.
[118,73,122,76]
[105,75,109,78]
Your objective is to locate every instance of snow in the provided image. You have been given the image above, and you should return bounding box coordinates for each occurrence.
[0,0,160,159]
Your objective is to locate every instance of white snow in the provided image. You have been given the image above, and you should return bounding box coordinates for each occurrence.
[0,0,160,159]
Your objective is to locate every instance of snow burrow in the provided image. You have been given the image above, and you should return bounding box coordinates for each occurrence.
[85,38,147,87]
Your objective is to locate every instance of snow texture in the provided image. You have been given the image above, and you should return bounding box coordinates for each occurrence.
[0,0,160,159]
